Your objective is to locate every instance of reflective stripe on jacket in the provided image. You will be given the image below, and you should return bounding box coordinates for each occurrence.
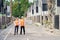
[14,20,19,26]
[20,19,24,26]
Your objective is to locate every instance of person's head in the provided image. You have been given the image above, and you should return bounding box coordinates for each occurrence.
[16,17,18,20]
[21,16,24,19]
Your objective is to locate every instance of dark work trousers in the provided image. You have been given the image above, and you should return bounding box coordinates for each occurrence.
[20,26,25,35]
[14,25,19,35]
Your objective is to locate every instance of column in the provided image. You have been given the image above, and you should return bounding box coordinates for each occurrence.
[59,13,60,30]
[40,0,42,24]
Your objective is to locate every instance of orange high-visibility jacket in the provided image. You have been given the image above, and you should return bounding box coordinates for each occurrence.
[20,19,24,26]
[14,20,19,26]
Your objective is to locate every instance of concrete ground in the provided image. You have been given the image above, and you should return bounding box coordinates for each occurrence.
[5,24,60,40]
[0,29,3,33]
[0,19,60,40]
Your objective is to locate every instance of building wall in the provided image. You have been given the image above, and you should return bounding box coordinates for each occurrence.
[0,15,2,28]
[59,10,60,30]
[57,7,60,15]
[54,0,60,30]
[27,0,60,30]
[57,7,60,30]
[27,0,48,24]
[27,0,42,23]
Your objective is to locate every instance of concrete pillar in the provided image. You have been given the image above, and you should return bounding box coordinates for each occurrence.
[34,16,35,22]
[32,16,34,22]
[59,14,60,30]
[40,15,42,24]
[43,12,46,25]
[57,7,60,30]
[36,15,39,22]
[56,0,60,30]
[0,16,2,29]
[35,16,37,23]
[37,15,40,23]
[40,0,42,25]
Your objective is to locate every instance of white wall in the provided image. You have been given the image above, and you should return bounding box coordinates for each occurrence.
[58,7,60,30]
[27,0,48,17]
[59,11,60,30]
[27,0,42,17]
[57,7,60,15]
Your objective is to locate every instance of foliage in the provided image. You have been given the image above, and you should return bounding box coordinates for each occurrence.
[12,0,31,18]
[6,1,10,6]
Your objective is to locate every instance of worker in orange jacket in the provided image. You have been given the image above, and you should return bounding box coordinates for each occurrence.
[20,16,25,35]
[14,18,19,35]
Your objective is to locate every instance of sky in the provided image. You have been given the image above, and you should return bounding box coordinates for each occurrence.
[29,0,33,3]
[5,0,33,3]
[5,0,14,2]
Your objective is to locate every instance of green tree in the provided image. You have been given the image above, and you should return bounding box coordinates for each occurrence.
[12,0,31,18]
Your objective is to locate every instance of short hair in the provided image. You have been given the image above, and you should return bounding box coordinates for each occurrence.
[21,16,24,18]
